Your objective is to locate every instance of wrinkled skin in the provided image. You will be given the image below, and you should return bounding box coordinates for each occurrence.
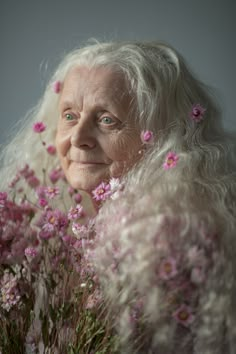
[56,66,142,192]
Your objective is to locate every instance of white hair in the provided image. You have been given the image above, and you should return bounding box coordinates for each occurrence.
[0,40,236,352]
[1,40,235,188]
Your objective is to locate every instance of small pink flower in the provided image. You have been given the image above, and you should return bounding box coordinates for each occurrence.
[49,168,62,184]
[33,122,46,133]
[72,222,89,238]
[173,304,194,327]
[62,234,75,245]
[44,186,60,199]
[39,230,53,240]
[163,152,179,170]
[0,192,7,207]
[38,198,48,207]
[92,181,111,201]
[68,204,84,220]
[68,186,75,195]
[46,145,56,155]
[141,130,154,144]
[25,247,38,258]
[27,176,40,188]
[189,104,206,122]
[74,193,82,203]
[52,80,61,93]
[159,257,178,280]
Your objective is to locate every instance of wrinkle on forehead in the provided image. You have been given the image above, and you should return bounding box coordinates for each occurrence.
[59,66,132,116]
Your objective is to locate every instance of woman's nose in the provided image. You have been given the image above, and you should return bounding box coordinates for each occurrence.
[70,116,96,149]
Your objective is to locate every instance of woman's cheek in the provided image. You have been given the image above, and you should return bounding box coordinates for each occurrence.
[56,129,71,157]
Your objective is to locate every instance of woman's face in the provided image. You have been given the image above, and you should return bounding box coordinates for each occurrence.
[56,66,142,192]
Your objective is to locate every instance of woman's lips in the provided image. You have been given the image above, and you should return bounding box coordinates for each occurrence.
[70,160,108,167]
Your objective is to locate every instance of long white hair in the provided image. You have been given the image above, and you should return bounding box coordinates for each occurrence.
[1,41,236,353]
[1,40,235,189]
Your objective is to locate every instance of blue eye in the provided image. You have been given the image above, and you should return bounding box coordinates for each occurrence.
[100,116,114,125]
[65,113,74,121]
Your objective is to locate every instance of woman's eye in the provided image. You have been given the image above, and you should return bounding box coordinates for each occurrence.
[65,113,74,121]
[100,116,115,125]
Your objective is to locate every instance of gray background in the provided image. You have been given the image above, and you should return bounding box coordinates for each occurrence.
[1,0,235,147]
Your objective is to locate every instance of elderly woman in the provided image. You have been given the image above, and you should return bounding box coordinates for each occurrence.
[0,41,236,353]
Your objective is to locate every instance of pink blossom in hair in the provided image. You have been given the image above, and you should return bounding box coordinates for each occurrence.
[141,130,154,144]
[46,145,56,155]
[173,304,194,327]
[33,122,46,133]
[163,152,179,170]
[189,104,206,122]
[52,80,61,93]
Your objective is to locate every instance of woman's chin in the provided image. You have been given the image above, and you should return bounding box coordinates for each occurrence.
[67,175,106,193]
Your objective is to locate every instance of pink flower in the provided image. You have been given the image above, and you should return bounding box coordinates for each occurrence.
[74,193,82,203]
[163,152,179,170]
[92,181,111,201]
[159,257,178,280]
[72,222,89,238]
[27,176,40,188]
[0,192,7,207]
[46,145,56,155]
[44,186,60,199]
[49,168,62,184]
[189,104,206,122]
[38,230,53,240]
[37,209,68,236]
[141,130,154,144]
[38,198,48,207]
[33,122,46,133]
[68,186,75,195]
[68,204,84,220]
[62,234,75,245]
[173,304,194,327]
[25,247,38,258]
[52,80,61,94]
[0,272,21,311]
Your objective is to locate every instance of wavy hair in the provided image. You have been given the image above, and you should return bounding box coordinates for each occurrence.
[1,40,235,188]
[1,40,236,352]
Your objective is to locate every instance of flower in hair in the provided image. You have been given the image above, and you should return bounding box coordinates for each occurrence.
[92,181,111,201]
[189,104,206,122]
[33,122,46,133]
[173,304,194,327]
[163,152,179,170]
[141,130,154,144]
[159,257,178,280]
[46,145,56,155]
[52,80,61,94]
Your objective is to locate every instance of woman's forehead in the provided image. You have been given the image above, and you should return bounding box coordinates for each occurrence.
[59,66,132,110]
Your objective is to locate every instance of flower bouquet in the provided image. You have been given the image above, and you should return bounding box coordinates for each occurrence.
[0,123,118,354]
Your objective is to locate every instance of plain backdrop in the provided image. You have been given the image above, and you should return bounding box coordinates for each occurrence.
[0,0,235,147]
